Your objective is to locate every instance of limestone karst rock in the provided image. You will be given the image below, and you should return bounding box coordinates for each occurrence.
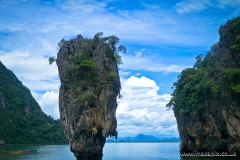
[56,34,121,159]
[168,17,240,157]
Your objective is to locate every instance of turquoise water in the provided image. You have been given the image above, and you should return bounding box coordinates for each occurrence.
[0,143,238,160]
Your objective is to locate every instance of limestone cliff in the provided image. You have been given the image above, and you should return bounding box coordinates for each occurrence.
[167,17,240,156]
[56,34,121,159]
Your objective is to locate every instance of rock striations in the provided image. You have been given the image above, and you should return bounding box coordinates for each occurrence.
[167,17,240,156]
[56,34,121,159]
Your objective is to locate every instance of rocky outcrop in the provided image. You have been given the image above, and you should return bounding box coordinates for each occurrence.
[0,61,66,144]
[56,34,120,159]
[169,17,240,156]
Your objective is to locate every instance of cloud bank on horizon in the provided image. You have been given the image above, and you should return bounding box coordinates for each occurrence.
[0,0,239,137]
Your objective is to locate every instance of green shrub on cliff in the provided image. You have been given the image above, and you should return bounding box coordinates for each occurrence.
[67,50,98,88]
[221,68,240,94]
[166,45,220,117]
[221,16,240,38]
[230,35,240,51]
[48,56,55,65]
[58,38,65,49]
[53,33,125,105]
[108,72,117,82]
[94,32,127,65]
[167,17,240,128]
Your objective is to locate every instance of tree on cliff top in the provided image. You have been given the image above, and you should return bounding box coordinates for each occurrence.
[94,32,127,65]
[49,33,127,65]
[49,38,66,65]
[48,56,55,65]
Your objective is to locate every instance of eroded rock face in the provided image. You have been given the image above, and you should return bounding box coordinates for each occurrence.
[56,35,120,159]
[174,17,240,156]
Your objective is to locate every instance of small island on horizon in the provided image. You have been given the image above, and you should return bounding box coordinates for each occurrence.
[106,134,180,143]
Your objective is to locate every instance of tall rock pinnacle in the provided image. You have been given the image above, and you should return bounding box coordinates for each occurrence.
[56,33,122,159]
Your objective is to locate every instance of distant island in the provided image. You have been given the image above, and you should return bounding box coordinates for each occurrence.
[106,134,180,142]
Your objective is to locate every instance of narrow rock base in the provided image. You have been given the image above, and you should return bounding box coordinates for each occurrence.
[76,154,103,160]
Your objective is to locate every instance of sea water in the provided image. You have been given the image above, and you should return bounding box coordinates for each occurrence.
[0,143,238,160]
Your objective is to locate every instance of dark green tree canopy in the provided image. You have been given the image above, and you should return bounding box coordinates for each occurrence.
[48,56,55,65]
[0,61,66,144]
[94,32,127,65]
[49,33,127,65]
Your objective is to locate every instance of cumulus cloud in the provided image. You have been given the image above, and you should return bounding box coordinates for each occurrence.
[117,76,178,137]
[0,50,60,91]
[2,0,237,137]
[31,91,42,102]
[38,90,59,119]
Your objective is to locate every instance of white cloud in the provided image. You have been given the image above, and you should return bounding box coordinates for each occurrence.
[0,0,219,50]
[119,70,131,77]
[31,91,42,102]
[175,0,212,14]
[215,0,240,9]
[117,76,178,137]
[38,90,59,119]
[120,53,189,73]
[0,50,60,91]
[2,0,237,137]
[134,73,141,76]
[175,0,240,14]
[134,49,145,57]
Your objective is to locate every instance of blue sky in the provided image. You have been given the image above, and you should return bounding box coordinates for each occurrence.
[0,0,240,138]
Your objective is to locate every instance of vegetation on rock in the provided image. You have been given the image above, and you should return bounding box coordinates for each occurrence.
[166,44,220,122]
[0,61,66,144]
[93,32,127,65]
[167,16,240,155]
[56,32,123,158]
[48,56,55,65]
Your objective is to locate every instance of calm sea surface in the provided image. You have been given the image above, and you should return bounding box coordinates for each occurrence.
[0,143,238,160]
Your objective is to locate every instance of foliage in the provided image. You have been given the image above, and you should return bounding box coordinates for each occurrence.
[167,68,207,114]
[193,54,204,69]
[67,50,98,88]
[58,38,65,49]
[166,45,221,122]
[0,61,66,144]
[93,32,127,65]
[76,90,96,103]
[113,54,123,65]
[108,72,117,82]
[221,68,240,94]
[48,56,55,65]
[230,35,240,51]
[69,50,87,64]
[221,16,240,38]
[94,32,103,39]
